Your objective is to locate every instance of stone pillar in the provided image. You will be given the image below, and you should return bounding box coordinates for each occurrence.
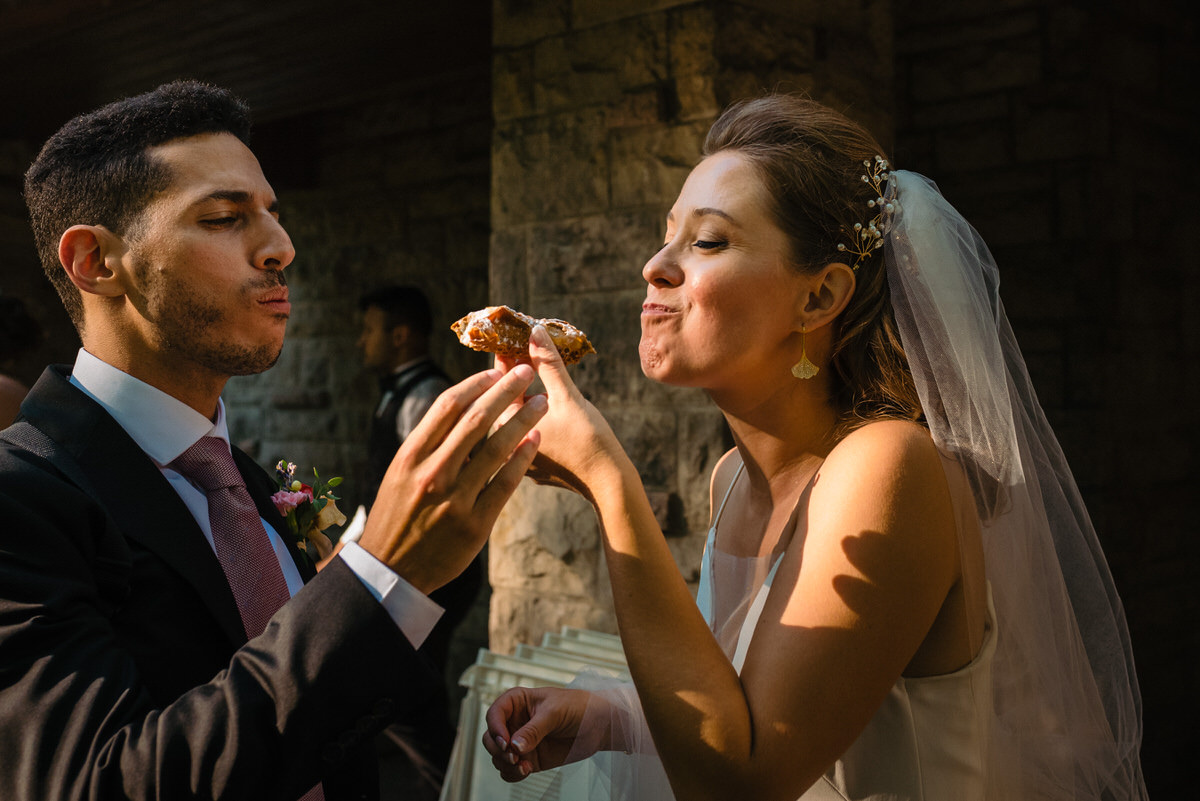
[487,0,893,653]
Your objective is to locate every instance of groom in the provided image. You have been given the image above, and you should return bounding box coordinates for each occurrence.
[0,80,544,801]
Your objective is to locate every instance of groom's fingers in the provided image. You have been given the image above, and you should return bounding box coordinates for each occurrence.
[491,354,530,432]
[430,364,536,481]
[397,368,503,462]
[456,392,545,502]
[473,430,540,520]
[495,353,529,371]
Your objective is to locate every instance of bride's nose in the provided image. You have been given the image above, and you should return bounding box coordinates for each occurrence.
[642,245,683,287]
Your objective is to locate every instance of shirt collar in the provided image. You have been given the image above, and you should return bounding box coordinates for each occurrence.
[391,356,432,376]
[69,348,230,467]
[381,357,433,393]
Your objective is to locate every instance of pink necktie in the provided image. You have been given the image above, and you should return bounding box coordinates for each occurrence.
[171,437,291,639]
[171,437,325,801]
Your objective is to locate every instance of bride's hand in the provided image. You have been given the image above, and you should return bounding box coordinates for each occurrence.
[482,686,597,781]
[497,325,622,498]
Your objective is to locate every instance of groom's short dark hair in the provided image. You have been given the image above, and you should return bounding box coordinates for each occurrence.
[22,80,252,331]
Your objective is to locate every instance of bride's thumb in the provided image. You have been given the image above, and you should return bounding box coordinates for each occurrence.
[529,324,571,392]
[508,721,544,756]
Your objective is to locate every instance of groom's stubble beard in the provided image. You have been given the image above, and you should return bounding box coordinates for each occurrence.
[131,252,287,378]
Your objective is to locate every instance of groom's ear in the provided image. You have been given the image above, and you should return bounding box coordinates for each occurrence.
[59,225,129,298]
[796,261,856,330]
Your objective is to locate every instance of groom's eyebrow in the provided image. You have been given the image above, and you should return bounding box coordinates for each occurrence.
[189,190,280,213]
[192,189,250,205]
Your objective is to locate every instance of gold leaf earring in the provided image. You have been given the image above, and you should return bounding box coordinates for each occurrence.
[792,326,819,379]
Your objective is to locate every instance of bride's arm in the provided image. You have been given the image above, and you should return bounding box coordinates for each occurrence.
[514,327,962,801]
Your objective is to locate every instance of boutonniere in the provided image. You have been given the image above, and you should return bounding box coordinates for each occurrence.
[271,460,347,565]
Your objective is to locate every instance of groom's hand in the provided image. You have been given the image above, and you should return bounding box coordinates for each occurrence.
[358,365,545,594]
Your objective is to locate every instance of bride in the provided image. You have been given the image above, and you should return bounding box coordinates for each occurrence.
[482,94,1147,800]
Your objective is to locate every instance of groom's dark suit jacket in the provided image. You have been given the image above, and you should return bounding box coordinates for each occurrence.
[0,366,442,801]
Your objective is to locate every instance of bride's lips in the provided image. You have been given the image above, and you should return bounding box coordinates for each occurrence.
[641,301,676,317]
[258,287,291,315]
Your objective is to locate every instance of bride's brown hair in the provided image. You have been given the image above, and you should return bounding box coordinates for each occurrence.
[702,94,924,433]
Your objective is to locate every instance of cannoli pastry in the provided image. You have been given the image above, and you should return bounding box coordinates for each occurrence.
[450,305,595,365]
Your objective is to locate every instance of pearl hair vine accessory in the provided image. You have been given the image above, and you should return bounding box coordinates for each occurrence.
[837,155,897,270]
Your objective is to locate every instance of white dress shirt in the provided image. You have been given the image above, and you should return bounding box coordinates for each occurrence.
[69,348,442,647]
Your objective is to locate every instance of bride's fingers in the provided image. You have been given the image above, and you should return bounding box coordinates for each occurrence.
[487,741,528,782]
[483,688,529,754]
[485,689,552,759]
[495,759,530,783]
[507,717,551,759]
[484,689,539,778]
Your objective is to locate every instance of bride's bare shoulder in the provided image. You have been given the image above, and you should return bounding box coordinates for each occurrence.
[803,419,959,592]
[820,419,944,494]
[831,418,934,453]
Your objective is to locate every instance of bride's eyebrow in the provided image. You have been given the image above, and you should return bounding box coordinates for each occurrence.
[665,207,738,225]
[692,207,736,223]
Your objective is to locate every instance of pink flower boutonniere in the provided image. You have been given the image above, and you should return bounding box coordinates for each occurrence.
[271,460,347,565]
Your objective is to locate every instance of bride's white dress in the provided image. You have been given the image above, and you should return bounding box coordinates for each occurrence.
[695,464,996,801]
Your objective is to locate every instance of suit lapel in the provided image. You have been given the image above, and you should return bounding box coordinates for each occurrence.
[21,367,248,645]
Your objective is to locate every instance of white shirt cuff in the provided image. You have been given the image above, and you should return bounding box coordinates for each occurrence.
[338,540,445,649]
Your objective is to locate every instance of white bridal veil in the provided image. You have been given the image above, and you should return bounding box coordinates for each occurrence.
[884,170,1147,799]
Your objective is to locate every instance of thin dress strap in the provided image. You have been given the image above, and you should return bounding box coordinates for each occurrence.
[697,460,745,623]
[701,460,821,670]
[710,461,745,533]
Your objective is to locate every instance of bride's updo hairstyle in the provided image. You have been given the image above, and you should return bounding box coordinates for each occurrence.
[702,94,922,433]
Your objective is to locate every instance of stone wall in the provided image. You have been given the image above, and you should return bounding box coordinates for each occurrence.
[487,0,894,654]
[892,1,1196,794]
[0,137,79,394]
